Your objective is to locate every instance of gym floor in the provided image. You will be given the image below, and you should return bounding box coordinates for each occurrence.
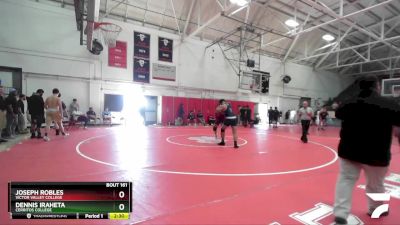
[1,124,399,225]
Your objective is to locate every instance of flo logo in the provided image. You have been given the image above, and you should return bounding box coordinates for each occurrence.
[162,38,169,46]
[138,34,146,41]
[187,136,218,144]
[366,193,390,218]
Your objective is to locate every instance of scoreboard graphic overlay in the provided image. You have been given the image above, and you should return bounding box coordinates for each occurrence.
[8,182,132,220]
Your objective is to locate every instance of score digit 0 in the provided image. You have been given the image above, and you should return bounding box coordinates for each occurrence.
[119,191,125,199]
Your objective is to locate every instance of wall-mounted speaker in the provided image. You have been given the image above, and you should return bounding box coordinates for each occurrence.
[89,39,103,55]
[247,59,255,68]
[282,75,291,84]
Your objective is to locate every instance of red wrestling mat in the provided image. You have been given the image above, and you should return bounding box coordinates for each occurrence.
[1,125,399,225]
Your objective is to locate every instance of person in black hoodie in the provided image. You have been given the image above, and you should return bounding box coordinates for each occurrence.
[5,89,18,138]
[28,89,45,139]
[333,76,400,224]
[0,86,7,142]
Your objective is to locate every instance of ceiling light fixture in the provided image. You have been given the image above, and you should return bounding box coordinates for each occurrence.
[322,34,335,41]
[285,19,299,27]
[229,0,249,7]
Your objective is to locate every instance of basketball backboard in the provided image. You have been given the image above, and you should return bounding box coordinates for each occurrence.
[381,78,400,97]
[239,71,269,94]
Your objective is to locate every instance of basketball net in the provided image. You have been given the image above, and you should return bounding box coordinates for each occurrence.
[94,22,122,48]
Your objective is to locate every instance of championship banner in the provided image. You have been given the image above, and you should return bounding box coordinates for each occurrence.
[133,58,150,83]
[134,32,150,59]
[8,182,132,220]
[158,37,173,62]
[108,41,127,68]
[152,63,176,81]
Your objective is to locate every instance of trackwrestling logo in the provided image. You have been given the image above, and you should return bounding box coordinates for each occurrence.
[366,193,390,218]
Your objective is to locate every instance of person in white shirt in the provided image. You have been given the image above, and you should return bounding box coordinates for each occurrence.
[298,101,313,143]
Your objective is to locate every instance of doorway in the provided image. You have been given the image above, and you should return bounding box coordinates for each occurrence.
[258,103,269,125]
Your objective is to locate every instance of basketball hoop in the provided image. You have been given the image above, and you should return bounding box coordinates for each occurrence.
[94,22,122,48]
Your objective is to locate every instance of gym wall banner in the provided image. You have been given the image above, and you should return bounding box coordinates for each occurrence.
[134,32,150,59]
[152,63,176,81]
[133,58,150,83]
[108,41,127,68]
[158,37,173,62]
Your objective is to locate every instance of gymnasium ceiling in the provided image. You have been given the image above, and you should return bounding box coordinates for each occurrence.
[45,0,400,77]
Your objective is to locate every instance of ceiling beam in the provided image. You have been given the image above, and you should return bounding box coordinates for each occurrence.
[314,24,354,68]
[300,0,400,52]
[343,67,400,76]
[249,0,389,53]
[322,55,400,70]
[282,13,311,62]
[124,0,128,22]
[291,34,400,63]
[185,3,236,40]
[169,0,181,35]
[182,0,196,38]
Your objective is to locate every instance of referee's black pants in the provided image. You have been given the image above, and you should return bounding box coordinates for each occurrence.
[301,120,311,138]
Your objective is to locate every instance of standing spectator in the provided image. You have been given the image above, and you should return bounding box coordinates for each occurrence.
[311,109,318,126]
[59,93,68,120]
[28,89,45,138]
[239,105,246,127]
[5,89,18,138]
[285,110,290,124]
[69,98,80,122]
[332,76,400,224]
[245,105,251,127]
[6,88,18,138]
[273,107,279,128]
[237,105,243,125]
[0,86,7,142]
[268,107,274,127]
[69,98,80,113]
[17,94,28,134]
[298,101,313,143]
[176,103,184,125]
[318,107,328,130]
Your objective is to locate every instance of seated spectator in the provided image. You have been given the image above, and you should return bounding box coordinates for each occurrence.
[197,111,205,126]
[86,107,97,124]
[187,110,195,126]
[207,115,216,125]
[102,108,112,125]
